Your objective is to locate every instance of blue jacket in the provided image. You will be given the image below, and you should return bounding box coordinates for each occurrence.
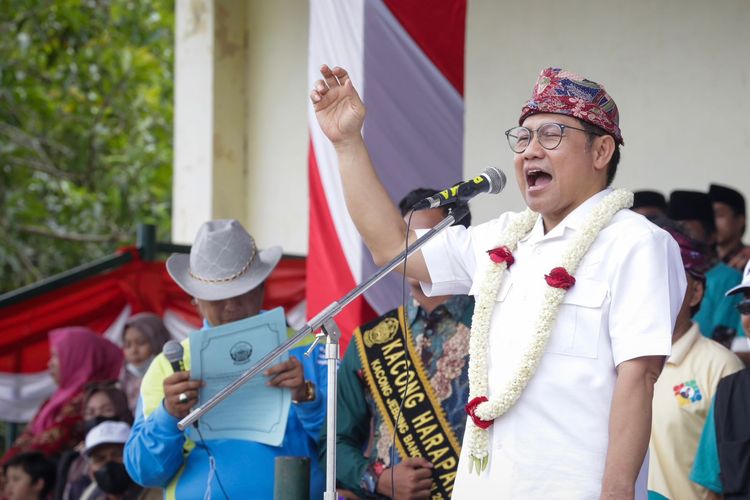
[124,329,327,500]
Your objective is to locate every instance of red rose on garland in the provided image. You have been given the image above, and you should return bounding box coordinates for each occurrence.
[465,396,493,429]
[545,267,576,290]
[487,246,515,267]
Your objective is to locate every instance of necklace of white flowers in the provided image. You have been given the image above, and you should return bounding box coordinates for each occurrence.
[464,189,634,474]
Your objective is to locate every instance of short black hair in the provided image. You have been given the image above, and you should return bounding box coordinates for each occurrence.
[3,452,56,498]
[581,121,620,186]
[667,190,717,239]
[398,187,472,228]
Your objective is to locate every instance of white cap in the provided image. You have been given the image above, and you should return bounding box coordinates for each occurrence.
[84,421,131,455]
[726,260,750,296]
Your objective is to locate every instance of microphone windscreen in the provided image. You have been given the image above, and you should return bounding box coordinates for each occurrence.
[163,340,184,364]
[483,167,507,194]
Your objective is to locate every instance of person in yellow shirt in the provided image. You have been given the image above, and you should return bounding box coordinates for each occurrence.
[648,219,744,500]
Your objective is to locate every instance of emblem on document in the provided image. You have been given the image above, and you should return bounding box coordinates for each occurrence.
[230,341,253,365]
[363,318,399,347]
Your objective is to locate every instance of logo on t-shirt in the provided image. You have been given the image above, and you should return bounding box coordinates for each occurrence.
[673,379,703,407]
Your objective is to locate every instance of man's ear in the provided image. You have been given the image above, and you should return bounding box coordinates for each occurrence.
[31,477,45,494]
[252,282,266,310]
[592,135,615,173]
[689,279,705,308]
[192,297,203,315]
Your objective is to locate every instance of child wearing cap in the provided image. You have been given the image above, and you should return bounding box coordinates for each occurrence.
[3,452,55,500]
[80,421,141,500]
[691,261,750,497]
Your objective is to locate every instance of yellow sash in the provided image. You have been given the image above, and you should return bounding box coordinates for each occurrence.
[354,307,461,499]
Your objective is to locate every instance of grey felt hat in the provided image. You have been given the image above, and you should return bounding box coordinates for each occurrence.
[166,219,282,301]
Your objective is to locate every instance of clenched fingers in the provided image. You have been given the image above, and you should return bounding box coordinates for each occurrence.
[163,371,203,418]
[265,357,303,388]
[402,457,433,469]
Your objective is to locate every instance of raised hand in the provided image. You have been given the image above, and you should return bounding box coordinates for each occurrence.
[310,65,366,146]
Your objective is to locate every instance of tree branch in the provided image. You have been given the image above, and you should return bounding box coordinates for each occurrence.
[85,76,131,185]
[0,232,42,282]
[17,225,128,243]
[0,121,74,158]
[5,156,80,181]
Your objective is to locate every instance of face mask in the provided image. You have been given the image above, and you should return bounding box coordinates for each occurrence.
[93,461,133,495]
[125,355,154,377]
[83,416,118,435]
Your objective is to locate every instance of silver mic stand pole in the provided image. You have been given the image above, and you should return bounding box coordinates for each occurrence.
[178,206,469,499]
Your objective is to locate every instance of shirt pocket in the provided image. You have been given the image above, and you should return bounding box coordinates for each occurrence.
[546,278,607,359]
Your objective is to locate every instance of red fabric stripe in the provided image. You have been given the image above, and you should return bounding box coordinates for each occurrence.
[382,0,466,95]
[307,140,376,353]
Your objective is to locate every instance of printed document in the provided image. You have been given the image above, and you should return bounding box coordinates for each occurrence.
[189,307,290,446]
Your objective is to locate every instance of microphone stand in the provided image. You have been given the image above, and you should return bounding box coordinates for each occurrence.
[178,206,469,500]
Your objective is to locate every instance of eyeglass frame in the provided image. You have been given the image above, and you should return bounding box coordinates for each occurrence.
[504,122,604,153]
[736,299,750,316]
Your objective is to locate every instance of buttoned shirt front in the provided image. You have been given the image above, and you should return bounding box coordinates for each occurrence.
[649,322,743,500]
[419,189,686,499]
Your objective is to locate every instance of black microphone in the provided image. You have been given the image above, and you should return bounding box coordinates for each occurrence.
[411,167,507,210]
[163,340,185,373]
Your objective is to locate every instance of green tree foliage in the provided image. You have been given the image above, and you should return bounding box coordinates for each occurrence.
[0,0,174,293]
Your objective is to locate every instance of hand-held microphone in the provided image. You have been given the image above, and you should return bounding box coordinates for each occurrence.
[411,167,507,211]
[163,340,185,373]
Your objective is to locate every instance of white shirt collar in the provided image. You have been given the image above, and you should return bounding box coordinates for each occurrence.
[521,188,613,244]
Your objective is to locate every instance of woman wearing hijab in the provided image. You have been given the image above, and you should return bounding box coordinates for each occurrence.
[118,313,171,411]
[1,327,123,465]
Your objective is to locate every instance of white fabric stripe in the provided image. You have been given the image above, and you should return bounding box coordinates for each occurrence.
[0,372,55,423]
[104,304,132,346]
[163,309,198,341]
[308,0,365,281]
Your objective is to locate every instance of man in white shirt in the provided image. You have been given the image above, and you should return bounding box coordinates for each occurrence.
[310,65,686,499]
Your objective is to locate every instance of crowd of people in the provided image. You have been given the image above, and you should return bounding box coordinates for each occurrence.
[1,317,172,499]
[2,64,750,500]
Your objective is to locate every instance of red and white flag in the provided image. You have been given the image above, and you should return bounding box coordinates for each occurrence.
[306,0,467,352]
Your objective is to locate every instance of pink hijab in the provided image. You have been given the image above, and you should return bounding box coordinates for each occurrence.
[32,327,124,434]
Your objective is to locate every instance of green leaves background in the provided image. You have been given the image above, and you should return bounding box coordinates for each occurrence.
[0,0,174,292]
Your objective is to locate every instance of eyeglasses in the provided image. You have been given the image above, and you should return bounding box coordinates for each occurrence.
[505,123,603,153]
[737,299,750,316]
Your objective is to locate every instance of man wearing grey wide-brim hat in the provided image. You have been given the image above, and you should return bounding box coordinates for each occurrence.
[124,220,327,499]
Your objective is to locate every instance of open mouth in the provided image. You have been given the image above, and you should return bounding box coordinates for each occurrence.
[526,169,552,189]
